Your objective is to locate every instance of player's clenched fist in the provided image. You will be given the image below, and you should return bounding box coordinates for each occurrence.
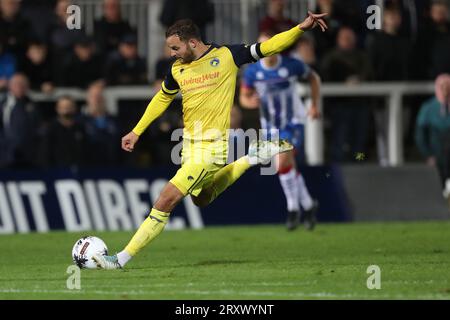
[121,131,140,152]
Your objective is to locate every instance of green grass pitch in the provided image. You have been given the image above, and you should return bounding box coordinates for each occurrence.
[1,221,450,300]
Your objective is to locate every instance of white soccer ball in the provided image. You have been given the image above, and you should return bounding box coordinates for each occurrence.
[72,236,108,269]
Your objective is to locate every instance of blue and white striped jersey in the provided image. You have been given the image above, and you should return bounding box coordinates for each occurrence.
[242,55,310,129]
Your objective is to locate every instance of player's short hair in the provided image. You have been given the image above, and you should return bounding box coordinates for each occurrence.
[165,19,202,42]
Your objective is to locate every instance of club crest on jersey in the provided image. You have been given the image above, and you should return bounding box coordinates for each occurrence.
[210,58,220,67]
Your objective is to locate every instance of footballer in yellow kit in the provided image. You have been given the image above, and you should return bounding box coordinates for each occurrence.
[92,12,328,269]
[163,42,250,197]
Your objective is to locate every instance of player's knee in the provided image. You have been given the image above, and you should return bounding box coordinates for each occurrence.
[154,182,185,212]
[277,152,295,174]
[278,164,294,175]
[154,193,180,212]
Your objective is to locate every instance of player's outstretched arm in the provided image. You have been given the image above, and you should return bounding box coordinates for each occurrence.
[121,89,176,152]
[259,11,328,58]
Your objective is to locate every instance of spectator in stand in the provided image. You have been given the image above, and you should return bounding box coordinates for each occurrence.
[82,82,120,167]
[366,6,411,81]
[20,0,56,43]
[311,0,341,61]
[19,40,54,93]
[332,0,364,33]
[412,0,450,80]
[60,37,103,88]
[104,32,147,160]
[0,0,32,67]
[385,0,432,41]
[415,74,450,189]
[47,0,85,82]
[148,46,181,165]
[0,73,37,168]
[366,5,411,166]
[291,35,318,71]
[153,45,173,91]
[0,36,16,91]
[321,26,373,162]
[146,45,183,164]
[428,0,450,79]
[104,33,147,86]
[39,95,88,168]
[159,0,214,41]
[312,0,365,60]
[94,0,134,59]
[259,0,296,34]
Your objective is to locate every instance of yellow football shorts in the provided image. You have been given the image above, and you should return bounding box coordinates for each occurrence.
[170,139,228,197]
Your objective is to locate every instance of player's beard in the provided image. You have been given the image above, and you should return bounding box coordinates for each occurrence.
[180,47,196,64]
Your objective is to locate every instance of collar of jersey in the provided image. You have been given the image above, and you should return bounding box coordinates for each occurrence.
[195,43,219,61]
[260,55,282,71]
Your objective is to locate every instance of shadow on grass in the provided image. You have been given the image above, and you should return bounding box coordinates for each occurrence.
[129,259,254,270]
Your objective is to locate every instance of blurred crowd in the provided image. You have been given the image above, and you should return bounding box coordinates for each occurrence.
[1,0,450,174]
[0,0,148,91]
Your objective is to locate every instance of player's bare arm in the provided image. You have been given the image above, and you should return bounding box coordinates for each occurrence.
[308,70,322,119]
[239,86,260,109]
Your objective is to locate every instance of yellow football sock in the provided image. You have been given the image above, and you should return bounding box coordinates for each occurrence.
[210,156,251,202]
[124,208,170,256]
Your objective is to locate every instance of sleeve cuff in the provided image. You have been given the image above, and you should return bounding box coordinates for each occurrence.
[161,81,179,95]
[132,128,142,136]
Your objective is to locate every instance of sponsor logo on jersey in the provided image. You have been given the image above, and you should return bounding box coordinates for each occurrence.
[180,72,220,86]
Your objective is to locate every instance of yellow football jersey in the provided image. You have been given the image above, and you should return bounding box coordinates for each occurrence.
[161,43,263,141]
[132,26,303,140]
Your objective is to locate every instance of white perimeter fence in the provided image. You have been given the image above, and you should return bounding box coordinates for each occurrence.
[30,81,435,167]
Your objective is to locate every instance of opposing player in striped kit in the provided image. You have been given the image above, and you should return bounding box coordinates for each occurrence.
[240,31,321,231]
